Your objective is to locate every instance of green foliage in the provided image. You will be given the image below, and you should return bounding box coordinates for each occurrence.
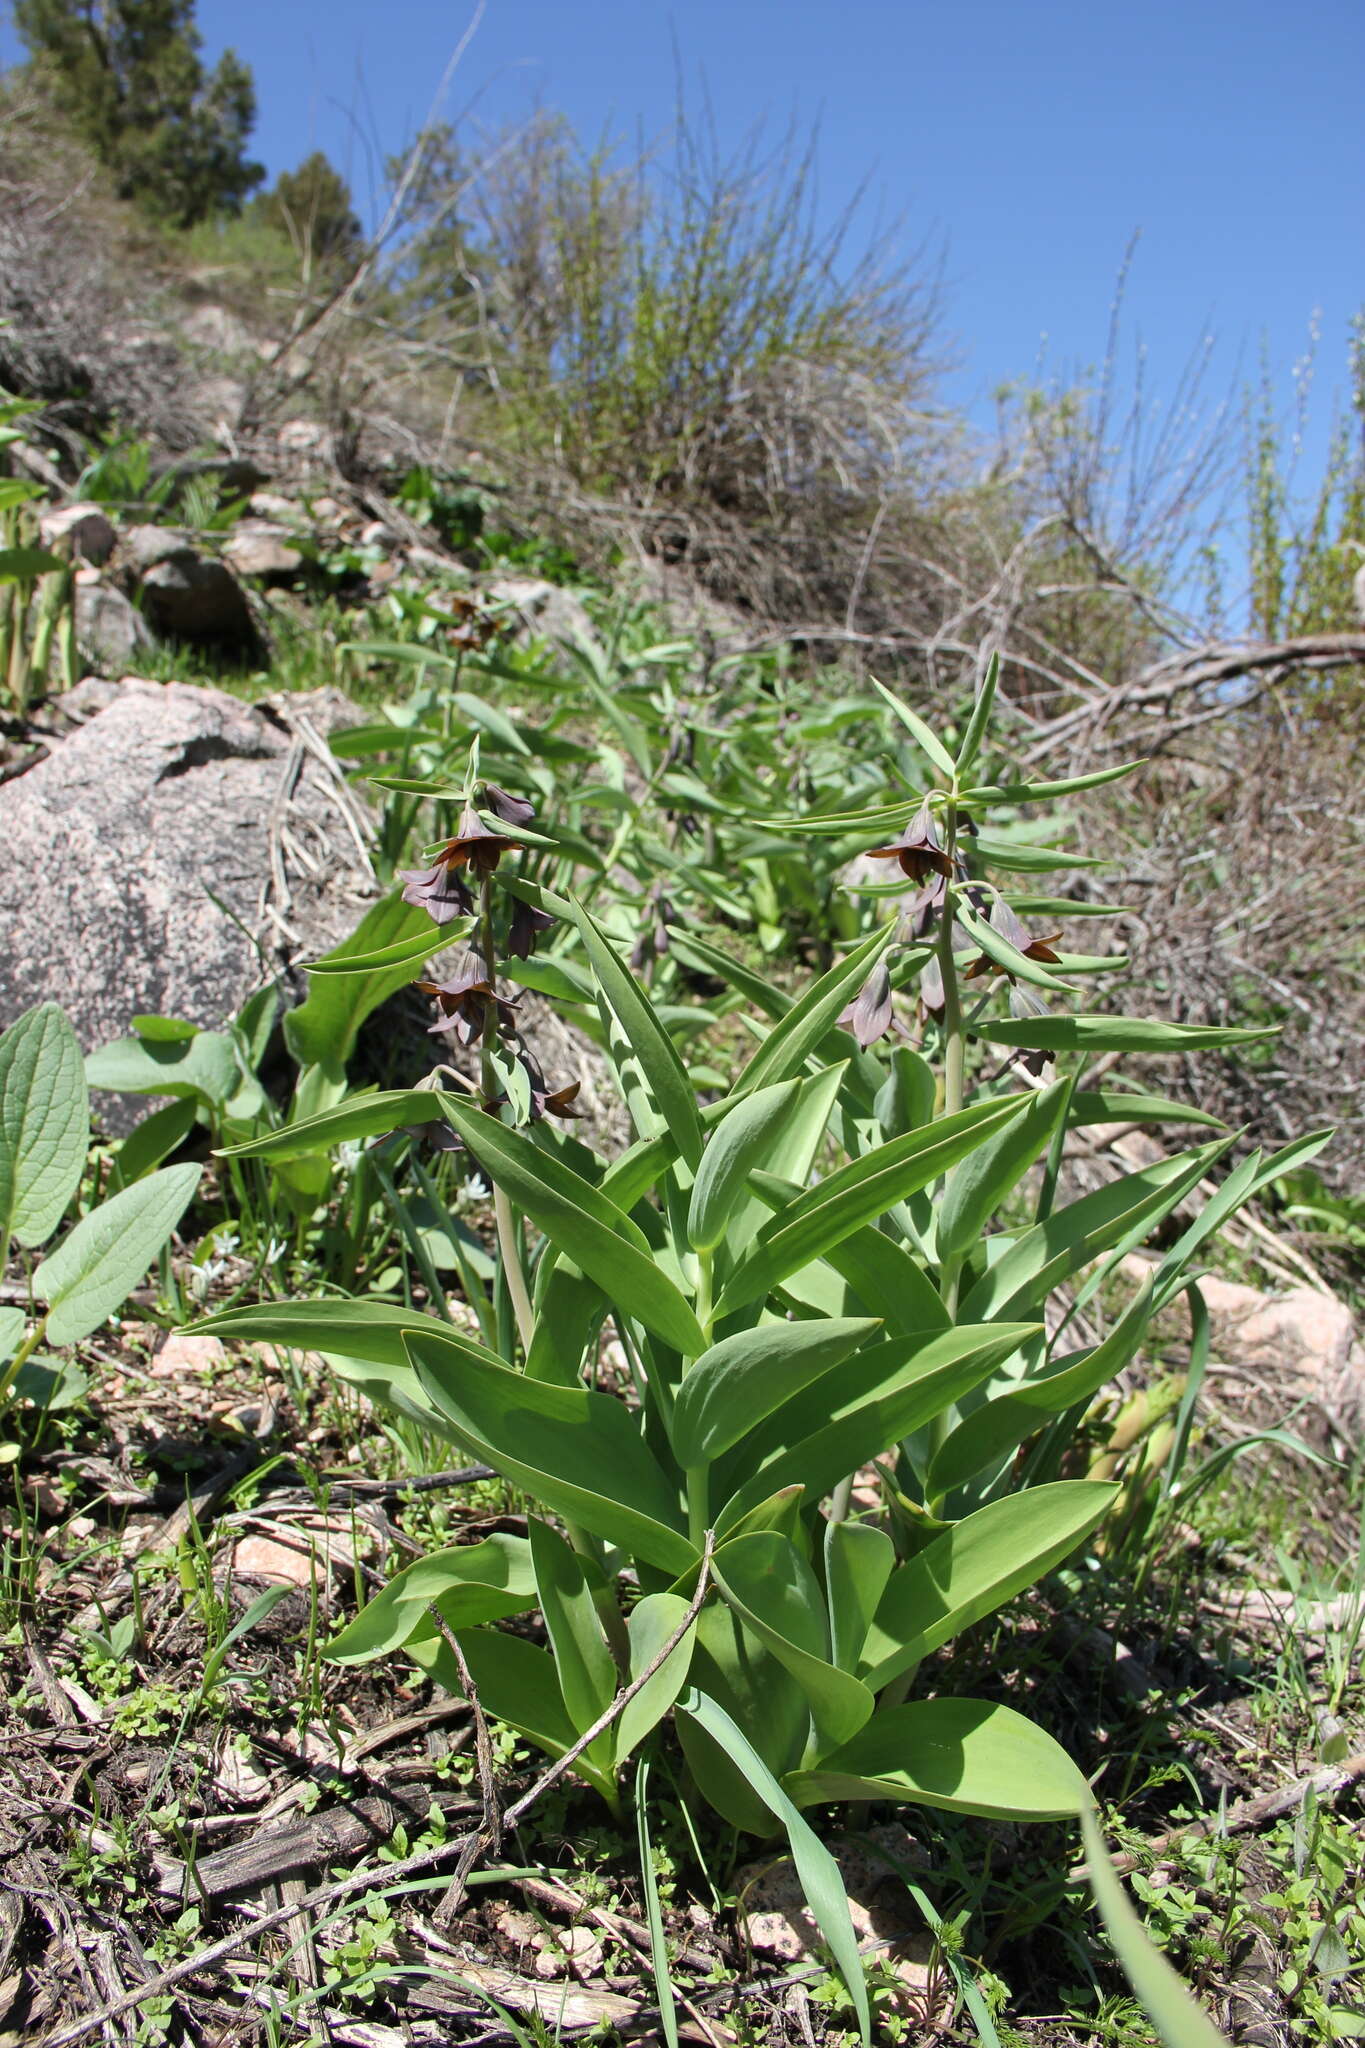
[252,150,363,279]
[14,0,263,226]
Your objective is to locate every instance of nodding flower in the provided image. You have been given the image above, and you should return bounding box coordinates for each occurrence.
[429,803,526,879]
[866,800,955,883]
[397,861,474,925]
[506,898,556,960]
[419,949,520,1047]
[1008,982,1057,1075]
[483,782,537,829]
[838,959,897,1048]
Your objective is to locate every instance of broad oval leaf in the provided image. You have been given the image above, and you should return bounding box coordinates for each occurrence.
[615,1593,698,1765]
[327,1535,536,1662]
[788,1697,1090,1821]
[530,1517,617,1747]
[712,1531,873,1754]
[37,1163,201,1346]
[86,1030,240,1110]
[860,1481,1118,1688]
[407,1323,697,1574]
[285,894,442,1070]
[825,1521,896,1675]
[672,1317,880,1469]
[937,1080,1068,1263]
[687,1079,801,1250]
[0,1002,89,1250]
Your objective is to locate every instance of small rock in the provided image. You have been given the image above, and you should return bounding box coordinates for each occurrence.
[40,503,117,565]
[223,524,303,581]
[231,1519,356,1588]
[151,1332,228,1377]
[532,1926,604,1980]
[306,494,350,529]
[140,552,258,648]
[214,1739,272,1806]
[181,304,258,356]
[74,583,153,673]
[278,419,336,462]
[738,1826,939,2017]
[484,575,592,649]
[359,521,397,551]
[124,524,196,574]
[1197,1275,1363,1414]
[249,491,303,523]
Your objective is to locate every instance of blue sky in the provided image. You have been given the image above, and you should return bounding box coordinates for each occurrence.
[6,1,1362,495]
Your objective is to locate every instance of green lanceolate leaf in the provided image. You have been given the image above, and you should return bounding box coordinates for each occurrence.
[195,1297,449,1371]
[789,1698,1091,1822]
[327,1535,536,1662]
[937,1080,1069,1264]
[441,1094,706,1355]
[972,836,1104,872]
[825,1521,896,1675]
[679,1688,872,2045]
[111,1100,199,1190]
[715,1096,1026,1319]
[1080,1805,1229,2048]
[1067,1089,1225,1132]
[734,923,895,1097]
[687,1079,802,1250]
[285,894,441,1070]
[717,1323,1039,1531]
[860,1482,1117,1688]
[529,1518,616,1750]
[414,1626,604,1790]
[672,1318,880,1469]
[975,1015,1279,1055]
[869,676,956,778]
[712,1531,874,1752]
[0,1003,89,1250]
[927,1287,1159,1496]
[960,1138,1230,1325]
[571,897,703,1168]
[407,1324,697,1574]
[300,923,464,977]
[953,650,999,778]
[36,1164,201,1346]
[615,1594,698,1764]
[219,1089,450,1160]
[959,760,1143,803]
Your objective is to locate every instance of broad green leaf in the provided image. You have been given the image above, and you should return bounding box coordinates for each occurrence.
[712,1532,874,1752]
[717,1323,1039,1530]
[687,1079,801,1250]
[0,543,64,580]
[0,1307,25,1364]
[869,676,956,776]
[0,1003,89,1249]
[1150,1128,1332,1312]
[441,1095,706,1356]
[220,1089,450,1159]
[571,898,703,1167]
[128,1015,197,1041]
[195,1296,448,1370]
[825,1521,895,1675]
[327,1535,536,1662]
[110,1099,199,1190]
[410,1625,613,1794]
[734,924,894,1097]
[36,1163,201,1346]
[937,1081,1068,1262]
[615,1593,698,1764]
[1081,1806,1229,2048]
[860,1482,1117,1688]
[715,1096,1026,1319]
[668,930,792,1019]
[960,1138,1230,1324]
[529,1517,616,1755]
[819,1220,951,1335]
[285,894,439,1069]
[407,1324,697,1574]
[680,1688,871,2044]
[975,1014,1278,1055]
[724,1062,849,1256]
[672,1318,879,1468]
[677,1603,811,1830]
[927,1288,1159,1496]
[87,1029,240,1110]
[790,1698,1091,1820]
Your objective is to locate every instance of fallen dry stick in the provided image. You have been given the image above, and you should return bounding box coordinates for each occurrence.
[1072,1751,1365,1881]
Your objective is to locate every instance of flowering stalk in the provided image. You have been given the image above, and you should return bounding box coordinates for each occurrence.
[476,872,535,1354]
